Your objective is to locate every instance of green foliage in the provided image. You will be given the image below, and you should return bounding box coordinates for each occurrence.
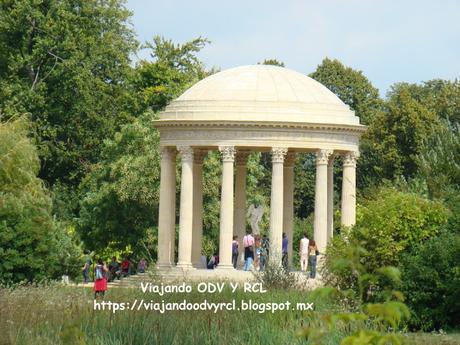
[323,187,448,302]
[0,0,138,186]
[0,118,82,283]
[310,58,382,126]
[253,261,299,290]
[299,241,410,345]
[77,112,160,252]
[393,80,460,124]
[259,59,285,67]
[353,187,448,270]
[417,120,460,199]
[131,36,211,112]
[401,230,460,331]
[367,85,441,181]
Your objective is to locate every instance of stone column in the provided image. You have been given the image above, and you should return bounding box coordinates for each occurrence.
[283,152,295,269]
[192,150,207,268]
[269,147,288,265]
[314,149,333,253]
[341,151,359,227]
[176,146,194,269]
[217,146,236,270]
[327,154,335,241]
[157,147,177,269]
[234,151,249,261]
[169,161,177,266]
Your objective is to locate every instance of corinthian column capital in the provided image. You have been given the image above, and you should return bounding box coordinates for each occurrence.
[343,151,360,167]
[271,147,288,163]
[219,146,236,162]
[316,149,333,165]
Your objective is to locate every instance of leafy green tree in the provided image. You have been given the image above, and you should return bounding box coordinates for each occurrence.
[418,120,460,198]
[77,36,211,253]
[0,0,138,189]
[309,58,384,189]
[131,36,211,113]
[367,84,441,181]
[394,80,460,124]
[310,58,382,126]
[0,118,82,283]
[77,112,160,252]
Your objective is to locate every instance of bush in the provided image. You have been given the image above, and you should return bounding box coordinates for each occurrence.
[401,230,460,331]
[323,187,448,302]
[254,260,299,290]
[353,187,448,271]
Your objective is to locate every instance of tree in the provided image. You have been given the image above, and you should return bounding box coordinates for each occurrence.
[131,36,211,113]
[309,58,384,189]
[77,36,211,253]
[258,59,285,67]
[394,80,460,124]
[0,0,138,189]
[77,112,161,252]
[368,84,441,180]
[418,120,460,198]
[310,58,382,126]
[0,118,82,283]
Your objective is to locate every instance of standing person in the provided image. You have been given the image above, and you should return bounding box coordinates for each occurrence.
[260,235,269,271]
[308,240,318,279]
[299,233,310,272]
[243,230,255,271]
[232,235,239,269]
[137,258,147,273]
[93,259,108,299]
[81,254,91,283]
[282,232,289,270]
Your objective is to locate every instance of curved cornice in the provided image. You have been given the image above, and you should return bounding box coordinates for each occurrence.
[153,119,367,135]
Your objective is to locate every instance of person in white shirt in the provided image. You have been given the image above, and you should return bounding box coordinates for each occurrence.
[299,233,310,272]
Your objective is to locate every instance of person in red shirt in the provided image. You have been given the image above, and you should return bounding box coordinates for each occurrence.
[121,256,131,277]
[93,259,108,299]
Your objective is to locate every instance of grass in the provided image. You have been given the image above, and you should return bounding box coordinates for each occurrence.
[1,282,459,345]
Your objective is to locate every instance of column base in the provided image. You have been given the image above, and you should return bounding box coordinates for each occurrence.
[215,264,235,270]
[176,262,195,270]
[156,263,173,270]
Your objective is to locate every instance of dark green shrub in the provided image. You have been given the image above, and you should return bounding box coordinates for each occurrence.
[401,231,460,331]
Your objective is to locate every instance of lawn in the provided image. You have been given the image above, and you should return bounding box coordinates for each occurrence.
[1,283,458,345]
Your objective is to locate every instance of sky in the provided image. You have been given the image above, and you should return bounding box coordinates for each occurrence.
[125,0,460,96]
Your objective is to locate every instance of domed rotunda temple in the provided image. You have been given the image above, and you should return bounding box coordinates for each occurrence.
[154,65,365,273]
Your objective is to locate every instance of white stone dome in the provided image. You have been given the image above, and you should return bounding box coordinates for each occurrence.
[160,65,362,126]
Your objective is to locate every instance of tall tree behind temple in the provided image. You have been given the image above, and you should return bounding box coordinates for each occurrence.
[0,0,138,188]
[310,58,382,126]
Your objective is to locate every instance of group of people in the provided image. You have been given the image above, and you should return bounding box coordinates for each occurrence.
[82,255,148,298]
[230,230,319,278]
